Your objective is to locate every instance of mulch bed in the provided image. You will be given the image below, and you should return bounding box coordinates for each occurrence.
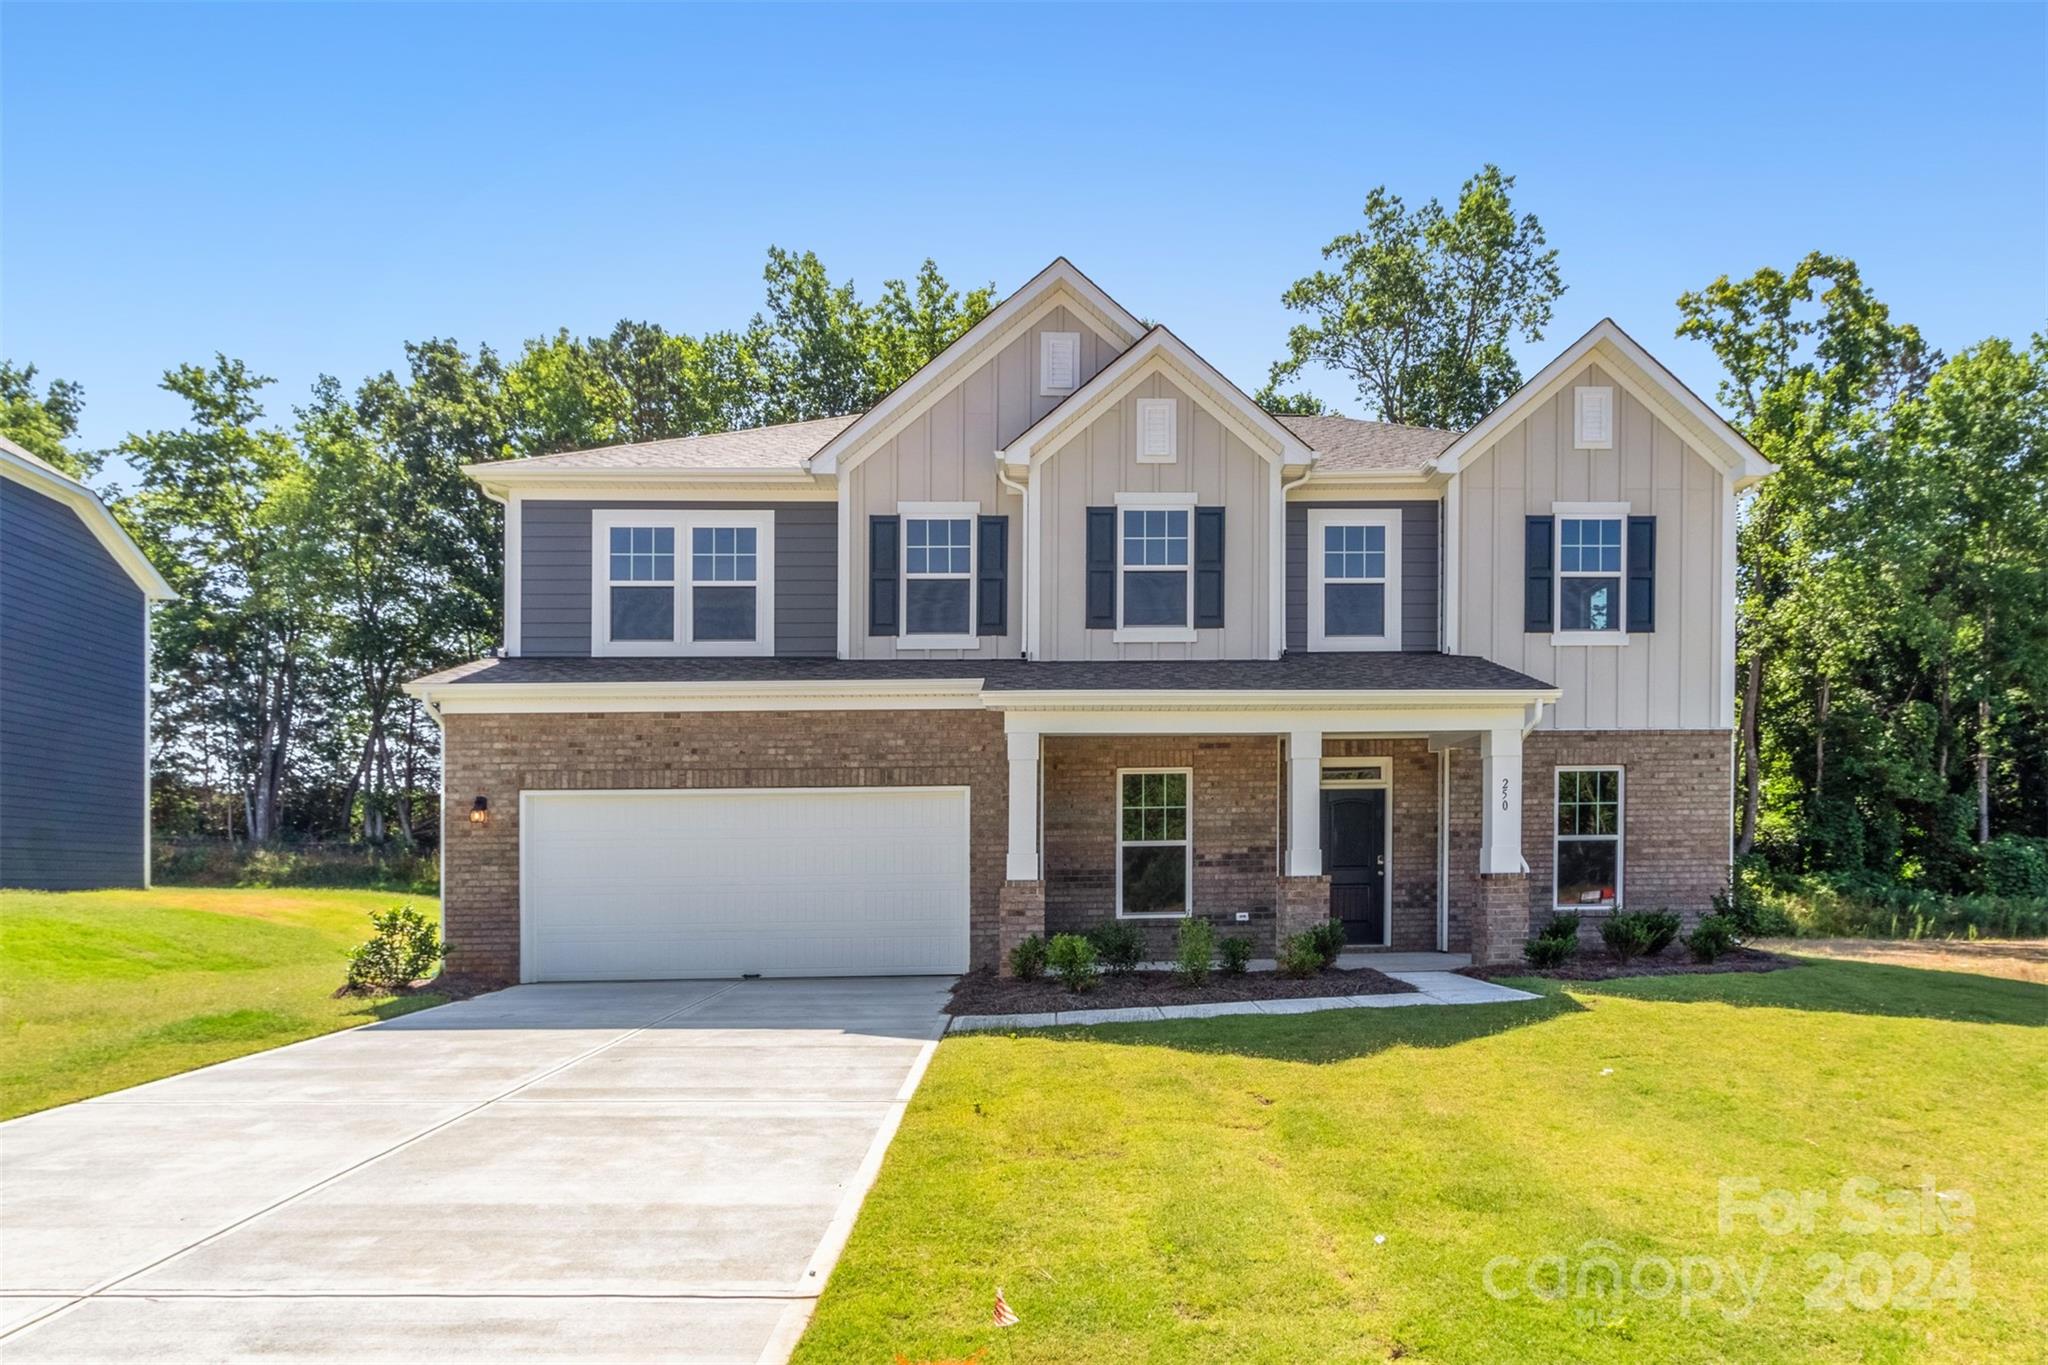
[947,965,1417,1016]
[1460,947,1799,983]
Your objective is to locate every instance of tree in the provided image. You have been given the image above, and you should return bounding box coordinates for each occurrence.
[1267,166,1563,428]
[0,361,93,478]
[1253,383,1327,416]
[867,259,997,394]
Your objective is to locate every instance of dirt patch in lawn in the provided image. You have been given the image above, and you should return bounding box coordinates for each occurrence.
[1752,937,2048,985]
[1461,947,1801,983]
[948,966,1417,1016]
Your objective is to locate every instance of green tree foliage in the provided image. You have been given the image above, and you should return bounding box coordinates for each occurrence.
[1268,166,1562,428]
[0,361,94,478]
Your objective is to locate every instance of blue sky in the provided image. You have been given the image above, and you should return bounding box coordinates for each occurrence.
[3,2,2043,478]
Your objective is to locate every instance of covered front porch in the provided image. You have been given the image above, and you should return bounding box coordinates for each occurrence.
[991,688,1557,969]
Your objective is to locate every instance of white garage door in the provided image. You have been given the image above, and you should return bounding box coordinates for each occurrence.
[520,787,971,981]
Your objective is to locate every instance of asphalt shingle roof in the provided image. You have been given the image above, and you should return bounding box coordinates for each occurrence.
[1275,413,1458,473]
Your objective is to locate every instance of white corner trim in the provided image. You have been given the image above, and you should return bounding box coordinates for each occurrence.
[503,492,523,656]
[1307,507,1402,653]
[1442,475,1460,653]
[1719,470,1738,729]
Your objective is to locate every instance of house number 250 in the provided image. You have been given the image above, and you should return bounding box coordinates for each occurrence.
[1500,779,1511,811]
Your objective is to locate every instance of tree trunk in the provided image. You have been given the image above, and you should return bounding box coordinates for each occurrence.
[1736,650,1763,855]
[1814,674,1830,802]
[1977,697,1992,844]
[1937,662,1952,781]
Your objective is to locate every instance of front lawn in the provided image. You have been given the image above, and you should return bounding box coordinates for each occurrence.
[799,959,2046,1363]
[0,886,446,1119]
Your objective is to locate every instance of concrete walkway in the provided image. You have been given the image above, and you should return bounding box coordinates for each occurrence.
[0,977,953,1364]
[950,969,1539,1031]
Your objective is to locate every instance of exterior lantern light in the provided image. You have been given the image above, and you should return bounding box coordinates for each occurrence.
[469,795,491,827]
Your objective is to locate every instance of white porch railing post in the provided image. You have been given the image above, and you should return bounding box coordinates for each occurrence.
[1005,728,1042,882]
[1286,727,1323,877]
[1479,725,1525,876]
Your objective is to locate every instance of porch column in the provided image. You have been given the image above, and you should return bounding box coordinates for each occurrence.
[1005,729,1042,882]
[1285,727,1323,876]
[1479,725,1525,875]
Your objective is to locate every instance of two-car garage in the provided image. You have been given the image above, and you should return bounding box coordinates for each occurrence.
[518,787,972,982]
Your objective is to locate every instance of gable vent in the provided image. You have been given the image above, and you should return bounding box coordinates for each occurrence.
[1040,332,1080,395]
[1575,386,1614,449]
[1137,397,1177,462]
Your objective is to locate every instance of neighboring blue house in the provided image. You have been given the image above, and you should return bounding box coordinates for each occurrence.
[0,436,174,890]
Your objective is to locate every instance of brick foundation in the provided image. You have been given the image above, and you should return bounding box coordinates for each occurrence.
[1275,874,1332,941]
[997,880,1046,975]
[1475,873,1531,965]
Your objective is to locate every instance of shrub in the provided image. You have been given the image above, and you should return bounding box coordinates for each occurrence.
[1219,936,1255,977]
[1640,910,1683,956]
[1046,933,1099,993]
[1980,835,2048,899]
[1008,934,1048,982]
[1685,913,1738,963]
[1087,922,1146,977]
[154,839,439,895]
[1523,932,1579,968]
[1598,911,1661,964]
[1174,917,1216,986]
[1307,920,1348,967]
[345,904,444,992]
[1536,911,1580,943]
[1277,932,1324,979]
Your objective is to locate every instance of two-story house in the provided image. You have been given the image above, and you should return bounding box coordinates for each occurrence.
[406,259,1773,983]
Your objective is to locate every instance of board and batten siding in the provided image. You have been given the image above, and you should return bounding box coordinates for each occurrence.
[845,304,1118,659]
[1284,500,1439,652]
[519,500,836,657]
[0,478,148,889]
[1035,371,1274,660]
[1456,362,1731,730]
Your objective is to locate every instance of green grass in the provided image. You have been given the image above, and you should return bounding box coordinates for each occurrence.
[0,886,446,1119]
[798,960,2047,1364]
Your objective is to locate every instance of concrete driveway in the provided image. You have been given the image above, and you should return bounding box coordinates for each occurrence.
[0,976,952,1363]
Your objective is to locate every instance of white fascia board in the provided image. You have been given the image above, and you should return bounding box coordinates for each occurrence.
[0,441,176,600]
[987,686,1559,712]
[1003,328,1315,469]
[406,677,990,715]
[808,258,1146,477]
[464,465,835,499]
[1289,470,1448,495]
[1430,319,1777,489]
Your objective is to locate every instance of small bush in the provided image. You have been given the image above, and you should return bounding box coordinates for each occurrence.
[1307,920,1348,967]
[1536,912,1581,942]
[1087,922,1146,977]
[1524,932,1579,968]
[1008,934,1048,981]
[1219,936,1255,977]
[1047,933,1099,993]
[1174,917,1216,986]
[1277,932,1324,979]
[1598,911,1660,964]
[1981,835,2048,899]
[345,904,444,992]
[1640,910,1683,956]
[1685,913,1738,963]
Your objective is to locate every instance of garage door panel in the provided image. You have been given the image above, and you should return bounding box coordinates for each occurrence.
[523,788,970,981]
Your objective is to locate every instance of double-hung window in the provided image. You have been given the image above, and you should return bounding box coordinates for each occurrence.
[1555,767,1622,909]
[592,509,774,656]
[1554,503,1626,643]
[1115,492,1195,642]
[1308,508,1401,651]
[1117,768,1191,917]
[899,502,976,647]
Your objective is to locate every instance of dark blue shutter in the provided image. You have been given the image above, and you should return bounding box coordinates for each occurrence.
[976,515,1008,636]
[868,515,899,637]
[1194,506,1225,629]
[1524,516,1554,632]
[1085,507,1116,629]
[1627,515,1657,632]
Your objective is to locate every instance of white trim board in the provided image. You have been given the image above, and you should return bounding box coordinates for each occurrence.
[0,438,175,600]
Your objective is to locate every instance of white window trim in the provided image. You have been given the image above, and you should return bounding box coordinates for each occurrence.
[1112,490,1198,644]
[896,501,978,650]
[1115,766,1193,919]
[1039,331,1081,396]
[1575,385,1615,450]
[1554,764,1624,911]
[1135,397,1177,463]
[1552,500,1630,648]
[590,508,775,658]
[1308,507,1402,653]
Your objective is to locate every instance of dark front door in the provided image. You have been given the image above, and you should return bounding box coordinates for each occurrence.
[1322,788,1387,946]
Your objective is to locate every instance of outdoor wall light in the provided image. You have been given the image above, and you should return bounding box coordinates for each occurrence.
[469,795,491,826]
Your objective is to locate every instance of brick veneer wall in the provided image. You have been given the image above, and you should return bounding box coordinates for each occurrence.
[1042,735,1282,957]
[1474,874,1531,964]
[440,708,1008,982]
[1446,729,1734,951]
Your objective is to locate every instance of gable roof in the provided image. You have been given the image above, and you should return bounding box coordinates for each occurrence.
[463,416,851,492]
[999,326,1315,468]
[1430,317,1777,489]
[1277,413,1456,474]
[806,257,1146,476]
[0,437,175,601]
